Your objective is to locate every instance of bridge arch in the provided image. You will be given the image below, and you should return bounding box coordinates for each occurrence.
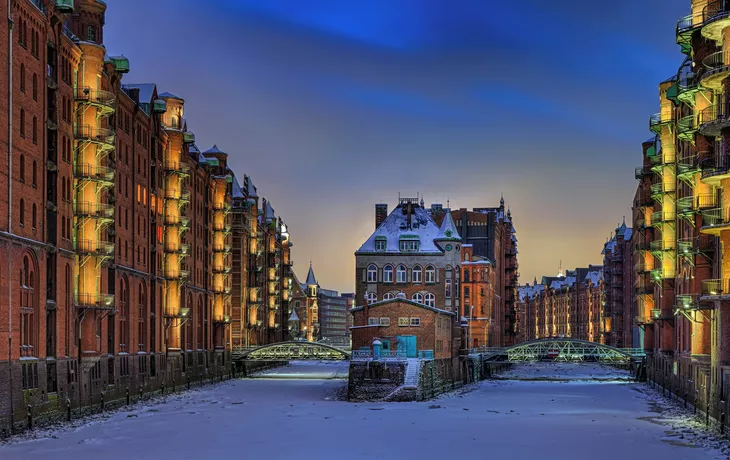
[500,338,640,363]
[234,341,351,361]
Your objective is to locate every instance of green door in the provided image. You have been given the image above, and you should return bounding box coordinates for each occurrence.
[397,335,417,358]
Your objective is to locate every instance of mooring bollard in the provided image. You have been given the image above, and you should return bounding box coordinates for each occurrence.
[66,398,72,422]
[187,376,191,390]
[27,405,32,430]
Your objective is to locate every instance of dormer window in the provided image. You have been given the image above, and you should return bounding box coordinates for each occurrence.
[399,236,420,252]
[375,237,386,251]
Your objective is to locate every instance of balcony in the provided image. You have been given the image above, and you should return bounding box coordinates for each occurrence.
[74,163,115,186]
[649,113,672,134]
[163,269,190,281]
[650,268,671,283]
[635,166,652,180]
[635,316,655,326]
[212,243,232,253]
[700,153,730,185]
[164,243,190,255]
[701,49,730,90]
[677,154,700,181]
[109,56,130,74]
[73,201,114,220]
[676,74,700,104]
[164,215,190,228]
[213,223,232,233]
[163,189,191,203]
[213,201,232,212]
[74,239,115,258]
[650,182,675,198]
[213,266,232,275]
[74,125,115,149]
[701,1,730,42]
[55,0,74,13]
[701,278,730,299]
[183,132,195,144]
[162,161,191,177]
[74,88,116,116]
[634,259,652,274]
[677,114,697,142]
[74,293,115,311]
[650,210,675,226]
[700,207,730,235]
[698,103,730,137]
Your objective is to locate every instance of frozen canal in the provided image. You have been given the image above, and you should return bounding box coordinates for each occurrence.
[1,362,727,460]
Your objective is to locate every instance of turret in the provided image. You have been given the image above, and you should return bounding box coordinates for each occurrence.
[71,0,107,45]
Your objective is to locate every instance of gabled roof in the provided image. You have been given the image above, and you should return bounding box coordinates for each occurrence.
[351,297,455,316]
[232,175,245,198]
[434,209,461,241]
[265,201,276,221]
[159,91,184,101]
[246,175,258,198]
[288,308,300,322]
[356,203,444,254]
[204,144,226,155]
[306,263,318,285]
[122,83,156,105]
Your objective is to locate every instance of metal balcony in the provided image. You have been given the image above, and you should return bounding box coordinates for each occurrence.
[700,207,730,235]
[74,88,116,116]
[163,269,190,281]
[73,125,115,149]
[635,166,652,180]
[701,49,730,90]
[677,154,700,181]
[164,215,190,227]
[74,163,115,186]
[164,243,190,255]
[701,278,729,298]
[700,153,730,185]
[698,103,730,137]
[74,239,115,257]
[701,0,730,42]
[163,189,191,203]
[74,293,115,311]
[73,201,114,220]
[109,56,130,74]
[650,210,675,226]
[162,161,191,176]
[212,243,232,253]
[649,113,671,134]
[153,99,167,114]
[650,182,675,199]
[55,0,74,13]
[676,74,700,104]
[677,115,697,142]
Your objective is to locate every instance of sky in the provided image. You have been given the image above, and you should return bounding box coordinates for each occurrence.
[104,0,687,293]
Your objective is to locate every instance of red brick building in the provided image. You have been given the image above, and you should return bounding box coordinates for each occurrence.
[460,244,495,348]
[351,298,454,359]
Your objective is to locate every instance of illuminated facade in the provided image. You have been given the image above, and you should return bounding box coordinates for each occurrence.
[601,222,636,348]
[0,0,296,434]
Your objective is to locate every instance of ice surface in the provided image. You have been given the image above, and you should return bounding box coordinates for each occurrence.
[1,362,726,460]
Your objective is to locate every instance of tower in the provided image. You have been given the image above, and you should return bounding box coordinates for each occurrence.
[306,263,319,341]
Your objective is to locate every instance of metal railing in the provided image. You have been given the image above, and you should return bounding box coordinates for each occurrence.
[73,125,115,145]
[74,87,116,110]
[701,278,729,296]
[701,207,730,227]
[162,161,191,175]
[74,163,115,182]
[74,239,115,256]
[73,201,114,218]
[74,293,115,310]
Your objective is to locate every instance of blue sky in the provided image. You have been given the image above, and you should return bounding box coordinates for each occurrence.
[104,0,688,292]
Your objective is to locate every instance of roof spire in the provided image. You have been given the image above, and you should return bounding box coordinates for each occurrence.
[306,262,317,286]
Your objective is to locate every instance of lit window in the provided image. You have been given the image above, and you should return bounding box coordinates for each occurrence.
[383,265,393,283]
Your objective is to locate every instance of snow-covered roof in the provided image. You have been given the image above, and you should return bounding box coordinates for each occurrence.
[232,175,245,199]
[518,283,544,301]
[356,202,445,254]
[288,308,300,322]
[204,144,226,155]
[246,175,258,198]
[265,201,276,221]
[584,270,602,285]
[123,83,156,104]
[434,209,461,241]
[550,276,576,290]
[159,91,184,101]
[351,297,455,316]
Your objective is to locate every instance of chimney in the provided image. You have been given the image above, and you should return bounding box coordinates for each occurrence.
[375,204,388,229]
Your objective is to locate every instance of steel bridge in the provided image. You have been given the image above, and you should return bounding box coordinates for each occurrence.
[478,338,644,364]
[232,341,351,361]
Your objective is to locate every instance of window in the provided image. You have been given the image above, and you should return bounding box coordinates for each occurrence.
[383,265,393,283]
[464,286,470,298]
[20,64,25,92]
[384,292,395,300]
[424,293,435,308]
[396,265,406,283]
[375,239,386,251]
[412,265,422,283]
[31,204,36,229]
[20,254,38,358]
[20,109,25,137]
[31,160,36,187]
[19,155,25,182]
[120,277,129,353]
[399,239,420,252]
[425,265,436,283]
[412,293,423,304]
[365,292,377,304]
[19,199,25,226]
[464,269,470,282]
[368,317,379,326]
[87,25,97,42]
[32,74,37,101]
[445,279,452,299]
[366,264,377,283]
[32,116,37,144]
[410,317,421,327]
[379,317,390,326]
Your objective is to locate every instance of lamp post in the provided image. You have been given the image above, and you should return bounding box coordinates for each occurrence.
[468,306,474,351]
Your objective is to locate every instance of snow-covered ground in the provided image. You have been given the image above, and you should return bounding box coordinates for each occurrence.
[498,362,634,380]
[1,363,727,459]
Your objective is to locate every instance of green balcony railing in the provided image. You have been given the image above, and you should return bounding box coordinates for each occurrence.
[73,201,114,219]
[74,293,115,310]
[153,99,167,114]
[701,278,728,296]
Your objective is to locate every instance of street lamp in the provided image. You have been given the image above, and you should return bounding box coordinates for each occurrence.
[468,305,474,351]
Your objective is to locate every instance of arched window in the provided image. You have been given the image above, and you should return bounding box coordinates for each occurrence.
[366,264,377,283]
[32,160,36,186]
[424,293,435,308]
[425,265,436,283]
[19,155,25,181]
[20,64,25,92]
[65,264,71,356]
[383,265,393,283]
[86,25,97,42]
[396,265,407,283]
[464,269,470,283]
[119,277,129,353]
[61,216,66,239]
[365,292,377,304]
[32,116,37,144]
[138,284,146,352]
[19,109,25,137]
[20,252,38,357]
[383,292,395,300]
[32,73,37,101]
[412,265,422,283]
[31,204,36,229]
[412,293,424,304]
[19,198,25,226]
